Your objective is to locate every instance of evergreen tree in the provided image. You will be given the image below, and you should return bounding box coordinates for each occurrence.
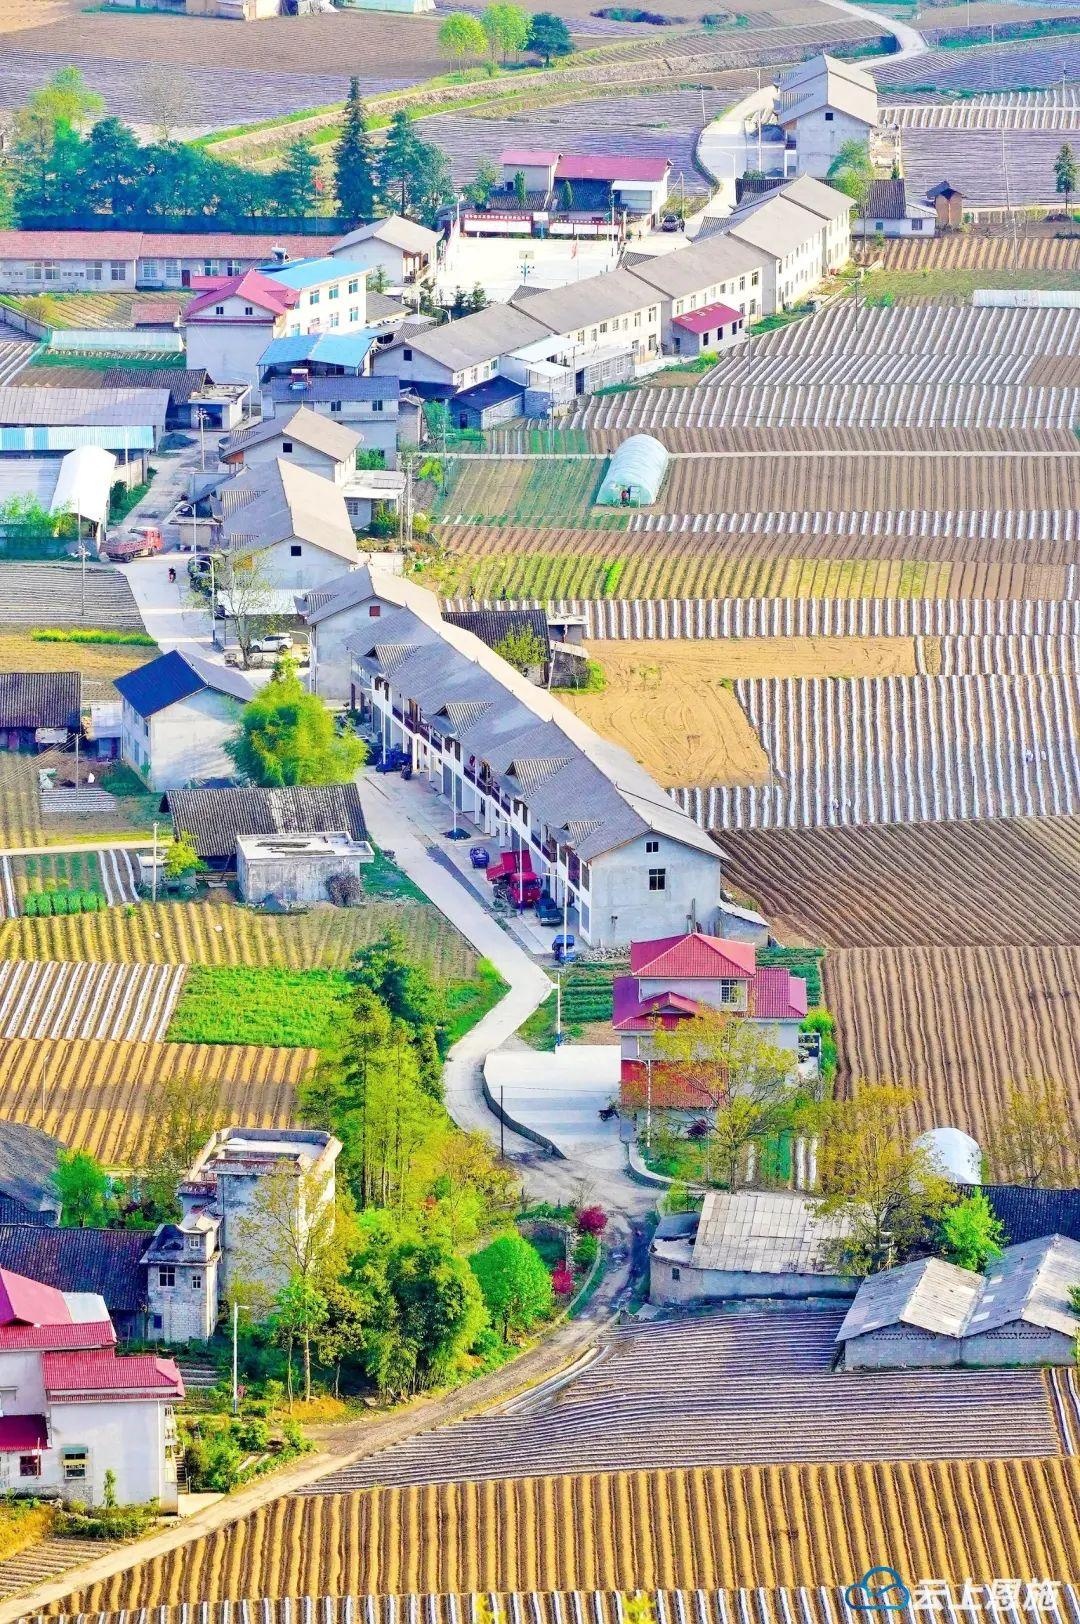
[334,76,377,225]
[381,109,420,216]
[277,135,320,218]
[1055,142,1077,214]
[526,11,573,65]
[83,116,142,216]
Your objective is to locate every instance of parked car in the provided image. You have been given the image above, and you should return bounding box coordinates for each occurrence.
[250,632,293,655]
[535,892,561,926]
[469,846,491,870]
[553,932,577,963]
[661,213,683,233]
[103,526,164,562]
[376,748,410,774]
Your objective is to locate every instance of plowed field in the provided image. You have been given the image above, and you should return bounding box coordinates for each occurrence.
[0,898,475,980]
[54,1460,1080,1611]
[824,943,1080,1142]
[881,230,1080,273]
[0,1037,305,1167]
[0,754,41,848]
[720,815,1080,947]
[562,638,920,786]
[432,521,1072,602]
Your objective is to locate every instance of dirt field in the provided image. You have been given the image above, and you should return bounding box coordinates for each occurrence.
[825,942,1080,1143]
[0,1035,306,1168]
[0,754,42,849]
[720,815,1080,947]
[0,631,153,703]
[51,1460,1080,1611]
[564,661,770,787]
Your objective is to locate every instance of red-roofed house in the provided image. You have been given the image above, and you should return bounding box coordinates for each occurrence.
[671,300,746,357]
[615,931,808,1118]
[0,1265,182,1506]
[183,268,301,389]
[0,230,333,296]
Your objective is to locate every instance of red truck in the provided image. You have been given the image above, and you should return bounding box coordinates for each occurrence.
[487,848,542,907]
[103,526,164,562]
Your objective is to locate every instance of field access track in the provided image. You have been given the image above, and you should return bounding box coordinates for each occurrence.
[826,943,1080,1144]
[720,814,1080,948]
[55,1459,1080,1611]
[676,673,1080,829]
[304,1309,1061,1490]
[0,960,184,1041]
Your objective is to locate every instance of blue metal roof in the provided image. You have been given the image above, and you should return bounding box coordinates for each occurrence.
[259,331,378,371]
[264,256,356,292]
[114,650,205,718]
[0,426,156,452]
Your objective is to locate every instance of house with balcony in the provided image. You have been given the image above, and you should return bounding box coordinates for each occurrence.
[329,216,440,294]
[0,1266,182,1506]
[325,565,725,947]
[614,930,808,1123]
[774,54,879,180]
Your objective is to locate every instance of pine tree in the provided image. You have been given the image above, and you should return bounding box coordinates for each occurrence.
[381,109,420,216]
[277,135,320,218]
[334,76,377,225]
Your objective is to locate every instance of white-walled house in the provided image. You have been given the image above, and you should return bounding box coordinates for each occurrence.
[114,650,254,792]
[183,268,301,389]
[0,230,331,295]
[211,458,363,589]
[775,54,879,180]
[855,178,937,238]
[626,235,766,347]
[329,217,441,292]
[724,196,827,310]
[262,256,370,338]
[371,304,552,396]
[221,405,361,484]
[0,1266,182,1507]
[767,174,853,270]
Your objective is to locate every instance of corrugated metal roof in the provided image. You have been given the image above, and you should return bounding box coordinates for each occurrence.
[690,1191,851,1277]
[0,426,155,452]
[0,386,169,429]
[259,331,378,371]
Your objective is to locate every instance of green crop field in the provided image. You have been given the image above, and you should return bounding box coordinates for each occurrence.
[15,850,105,908]
[167,965,351,1048]
[435,457,620,526]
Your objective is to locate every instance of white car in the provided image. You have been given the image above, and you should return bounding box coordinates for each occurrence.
[250,633,293,654]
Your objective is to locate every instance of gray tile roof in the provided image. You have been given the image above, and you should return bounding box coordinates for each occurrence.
[510,269,657,335]
[690,1191,852,1277]
[214,459,358,563]
[336,566,722,865]
[0,1123,62,1215]
[626,236,764,301]
[225,404,360,465]
[0,385,170,432]
[0,670,80,731]
[837,1234,1080,1344]
[166,782,368,860]
[391,305,553,373]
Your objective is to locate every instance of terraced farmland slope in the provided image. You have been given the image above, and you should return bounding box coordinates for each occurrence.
[720,814,1080,947]
[0,562,145,630]
[825,943,1080,1142]
[0,897,476,979]
[680,673,1080,830]
[53,1459,1080,1610]
[0,1036,305,1166]
[880,228,1080,274]
[303,1310,1062,1490]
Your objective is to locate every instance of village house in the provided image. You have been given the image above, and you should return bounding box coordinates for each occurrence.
[0,1226,152,1340]
[371,303,552,398]
[855,178,937,238]
[164,782,370,869]
[179,1128,342,1305]
[0,230,333,295]
[505,271,664,391]
[774,54,879,180]
[236,829,374,906]
[0,386,167,470]
[837,1235,1080,1370]
[650,1190,855,1305]
[760,173,854,269]
[114,649,253,791]
[626,234,765,347]
[475,150,673,234]
[0,671,80,753]
[257,331,403,459]
[210,457,363,588]
[330,565,726,947]
[262,256,372,341]
[721,195,830,311]
[0,1267,182,1506]
[221,404,362,483]
[328,217,441,294]
[142,1212,220,1344]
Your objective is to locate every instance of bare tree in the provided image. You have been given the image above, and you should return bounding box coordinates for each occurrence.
[144,65,189,144]
[215,548,287,667]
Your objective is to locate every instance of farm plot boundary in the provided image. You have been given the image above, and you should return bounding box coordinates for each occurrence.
[53,1459,1080,1611]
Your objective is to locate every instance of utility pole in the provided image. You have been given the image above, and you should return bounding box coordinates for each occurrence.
[645,1055,653,1150]
[232,1301,239,1414]
[555,970,562,1046]
[77,541,88,622]
[151,820,159,903]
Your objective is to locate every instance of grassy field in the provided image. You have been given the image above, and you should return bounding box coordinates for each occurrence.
[167,965,351,1048]
[435,458,617,526]
[856,266,1080,305]
[0,896,477,980]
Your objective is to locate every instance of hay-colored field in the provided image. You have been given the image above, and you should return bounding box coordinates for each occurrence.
[54,1460,1080,1612]
[0,631,154,698]
[562,638,918,786]
[0,753,42,848]
[0,1036,305,1168]
[0,896,476,981]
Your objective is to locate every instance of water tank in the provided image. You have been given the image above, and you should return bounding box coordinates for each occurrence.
[915,1126,982,1185]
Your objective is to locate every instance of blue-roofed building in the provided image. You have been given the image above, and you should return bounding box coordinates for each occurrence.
[114,650,254,792]
[263,257,371,346]
[258,330,380,376]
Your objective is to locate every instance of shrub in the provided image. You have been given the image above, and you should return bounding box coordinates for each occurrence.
[326,871,363,908]
[31,627,156,647]
[576,1205,608,1235]
[551,1263,575,1296]
[234,1417,271,1451]
[573,1231,599,1268]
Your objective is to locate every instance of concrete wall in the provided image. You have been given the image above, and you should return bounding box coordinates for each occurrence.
[133,688,244,792]
[586,831,725,949]
[961,1327,1075,1367]
[147,1255,219,1342]
[650,1254,856,1304]
[854,215,936,239]
[257,536,359,590]
[186,320,277,388]
[842,1326,962,1371]
[238,849,365,904]
[50,1397,177,1509]
[236,437,346,482]
[371,345,457,391]
[791,108,874,180]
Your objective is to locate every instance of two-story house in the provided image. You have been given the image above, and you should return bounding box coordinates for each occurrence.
[211,457,363,590]
[0,1267,182,1507]
[614,930,809,1116]
[114,650,254,792]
